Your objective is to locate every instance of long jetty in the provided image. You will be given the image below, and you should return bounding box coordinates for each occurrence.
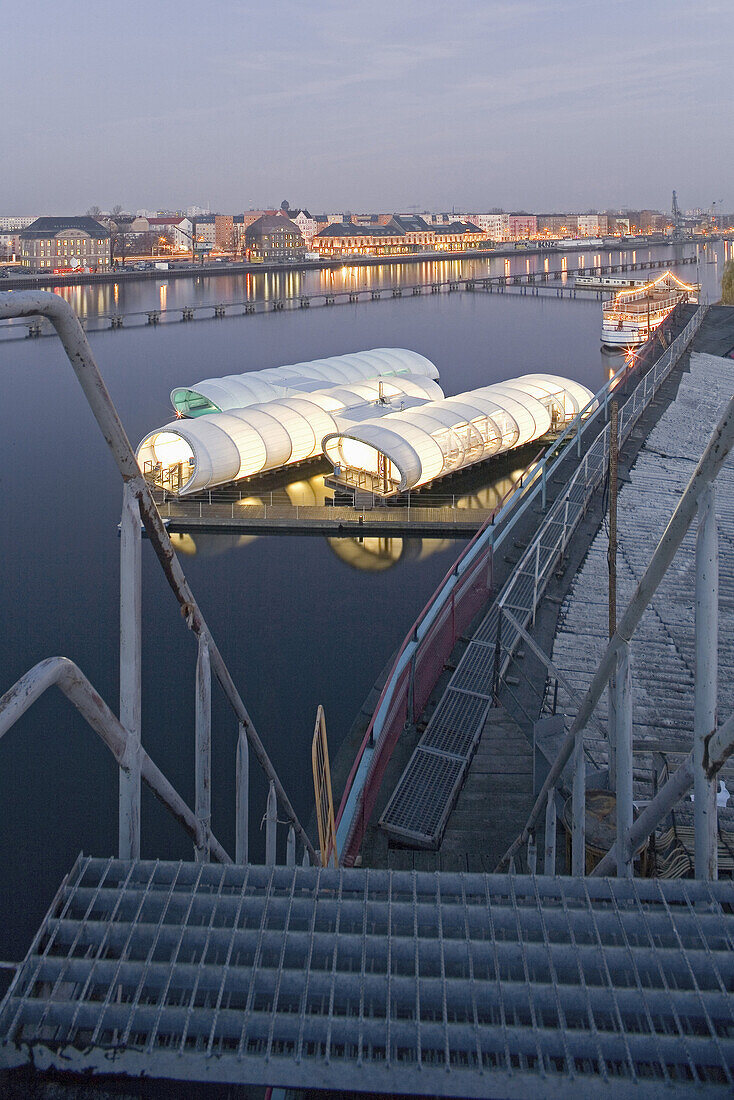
[5,253,699,339]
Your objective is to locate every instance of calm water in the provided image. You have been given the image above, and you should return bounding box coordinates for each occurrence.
[0,240,728,955]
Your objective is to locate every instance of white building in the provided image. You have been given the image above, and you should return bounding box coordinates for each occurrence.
[577,214,608,237]
[0,215,36,232]
[292,210,317,246]
[467,213,509,240]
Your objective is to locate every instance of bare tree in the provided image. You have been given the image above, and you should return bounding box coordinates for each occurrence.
[87,205,103,219]
[721,259,734,305]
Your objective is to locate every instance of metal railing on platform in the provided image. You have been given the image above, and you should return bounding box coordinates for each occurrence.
[498,386,734,881]
[335,303,704,865]
[0,291,317,869]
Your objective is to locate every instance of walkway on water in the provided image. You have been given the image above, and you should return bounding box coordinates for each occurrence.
[354,304,728,874]
[4,253,698,338]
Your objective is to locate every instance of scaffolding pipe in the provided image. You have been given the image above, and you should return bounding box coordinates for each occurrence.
[0,657,231,863]
[571,734,585,876]
[119,482,142,860]
[694,484,718,880]
[497,393,734,871]
[0,291,317,866]
[195,638,211,863]
[615,643,633,877]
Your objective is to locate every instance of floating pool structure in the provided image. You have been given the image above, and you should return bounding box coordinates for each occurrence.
[323,374,596,496]
[170,348,439,417]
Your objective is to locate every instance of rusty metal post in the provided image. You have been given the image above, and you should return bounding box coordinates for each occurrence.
[265,781,277,865]
[694,484,718,879]
[615,642,633,877]
[119,482,141,860]
[235,721,249,864]
[195,637,211,862]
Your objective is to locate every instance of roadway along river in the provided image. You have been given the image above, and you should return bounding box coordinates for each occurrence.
[0,239,729,959]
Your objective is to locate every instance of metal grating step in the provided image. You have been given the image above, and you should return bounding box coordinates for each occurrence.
[1,857,733,1097]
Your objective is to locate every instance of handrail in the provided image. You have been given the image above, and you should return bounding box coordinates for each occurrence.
[0,657,231,863]
[334,306,691,859]
[0,291,317,865]
[496,389,734,871]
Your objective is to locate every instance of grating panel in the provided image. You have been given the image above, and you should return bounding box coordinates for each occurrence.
[1,857,733,1097]
[379,749,464,843]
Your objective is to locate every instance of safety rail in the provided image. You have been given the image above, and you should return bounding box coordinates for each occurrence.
[498,388,734,880]
[335,303,704,865]
[0,291,317,868]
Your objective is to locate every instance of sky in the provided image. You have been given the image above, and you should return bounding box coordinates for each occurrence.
[5,0,733,215]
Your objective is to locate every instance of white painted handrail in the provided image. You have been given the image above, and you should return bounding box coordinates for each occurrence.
[0,657,231,863]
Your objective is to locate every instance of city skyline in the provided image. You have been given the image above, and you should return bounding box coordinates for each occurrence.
[6,0,733,214]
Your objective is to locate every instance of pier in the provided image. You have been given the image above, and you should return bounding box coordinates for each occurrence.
[2,252,700,339]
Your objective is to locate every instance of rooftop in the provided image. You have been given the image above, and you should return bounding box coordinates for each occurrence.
[20,216,110,240]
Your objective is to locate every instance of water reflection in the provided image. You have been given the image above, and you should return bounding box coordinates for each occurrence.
[31,239,725,322]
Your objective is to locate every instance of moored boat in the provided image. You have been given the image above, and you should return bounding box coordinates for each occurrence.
[601,270,699,347]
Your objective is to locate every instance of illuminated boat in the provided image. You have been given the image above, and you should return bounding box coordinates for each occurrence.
[601,271,699,348]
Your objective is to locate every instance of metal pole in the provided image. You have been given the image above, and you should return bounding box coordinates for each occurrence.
[572,733,585,876]
[265,780,277,865]
[286,825,296,867]
[532,541,540,626]
[119,482,141,860]
[541,464,547,510]
[694,484,718,879]
[607,402,619,789]
[195,637,211,863]
[615,642,633,877]
[235,721,249,864]
[544,790,556,875]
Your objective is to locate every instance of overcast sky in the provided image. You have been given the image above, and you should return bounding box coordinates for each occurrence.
[5,0,732,215]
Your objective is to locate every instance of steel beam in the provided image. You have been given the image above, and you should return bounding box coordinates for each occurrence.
[571,734,585,876]
[694,484,718,879]
[119,483,141,860]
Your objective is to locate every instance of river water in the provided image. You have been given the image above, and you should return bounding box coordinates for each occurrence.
[0,239,728,956]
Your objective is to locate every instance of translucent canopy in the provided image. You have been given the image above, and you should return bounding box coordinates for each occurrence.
[138,374,444,495]
[170,348,440,417]
[323,374,596,494]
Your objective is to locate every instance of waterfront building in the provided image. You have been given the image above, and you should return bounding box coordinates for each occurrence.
[507,213,537,239]
[290,209,317,246]
[0,230,21,259]
[19,216,111,270]
[215,214,235,251]
[467,213,508,240]
[432,220,485,250]
[244,214,304,261]
[312,217,485,257]
[577,213,608,236]
[537,213,577,237]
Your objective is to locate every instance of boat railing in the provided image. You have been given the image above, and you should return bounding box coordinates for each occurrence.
[335,302,705,865]
[0,290,317,869]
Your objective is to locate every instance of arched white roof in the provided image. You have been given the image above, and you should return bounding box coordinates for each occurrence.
[323,374,596,493]
[138,373,444,495]
[170,348,439,417]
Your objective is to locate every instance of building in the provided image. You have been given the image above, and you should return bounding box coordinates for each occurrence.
[537,214,578,238]
[214,215,235,251]
[19,216,111,270]
[467,213,508,240]
[0,230,21,260]
[290,209,317,247]
[244,214,305,261]
[507,214,538,239]
[576,214,609,237]
[432,221,486,250]
[0,215,36,232]
[312,218,486,258]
